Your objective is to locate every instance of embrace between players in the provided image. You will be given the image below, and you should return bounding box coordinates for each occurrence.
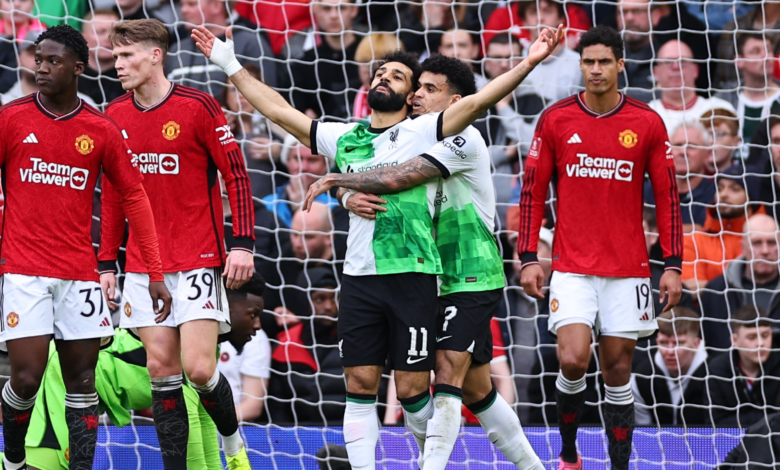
[0,15,682,470]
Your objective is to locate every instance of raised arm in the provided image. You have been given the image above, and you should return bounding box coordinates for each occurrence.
[439,24,565,138]
[192,26,313,147]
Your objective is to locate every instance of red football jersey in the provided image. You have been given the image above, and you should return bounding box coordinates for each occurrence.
[99,84,254,274]
[518,93,683,277]
[0,94,142,281]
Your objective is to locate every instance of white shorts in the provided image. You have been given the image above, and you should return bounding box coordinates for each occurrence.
[548,271,658,339]
[120,267,230,335]
[0,274,114,348]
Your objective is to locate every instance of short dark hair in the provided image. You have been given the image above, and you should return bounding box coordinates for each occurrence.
[422,54,477,97]
[736,32,769,57]
[36,25,90,67]
[731,304,771,332]
[657,307,701,339]
[488,33,523,52]
[577,25,624,61]
[109,19,169,66]
[226,273,266,301]
[377,50,423,92]
[518,0,564,23]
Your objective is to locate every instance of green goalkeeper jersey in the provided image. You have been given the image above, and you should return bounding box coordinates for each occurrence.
[23,330,221,470]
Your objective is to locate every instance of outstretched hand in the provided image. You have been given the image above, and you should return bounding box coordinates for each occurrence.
[191,26,242,76]
[526,24,566,66]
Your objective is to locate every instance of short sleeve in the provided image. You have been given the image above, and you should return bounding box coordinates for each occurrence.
[101,123,143,191]
[239,330,271,379]
[412,112,444,142]
[310,121,359,159]
[420,127,482,179]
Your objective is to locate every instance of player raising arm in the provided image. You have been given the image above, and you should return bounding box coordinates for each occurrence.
[0,26,170,470]
[98,19,255,470]
[517,26,682,470]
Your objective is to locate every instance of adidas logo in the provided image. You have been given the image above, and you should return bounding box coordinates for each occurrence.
[202,300,215,310]
[22,133,38,144]
[99,317,111,327]
[567,133,582,144]
[639,312,650,321]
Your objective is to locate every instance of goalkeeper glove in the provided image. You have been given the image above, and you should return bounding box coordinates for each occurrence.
[209,31,243,77]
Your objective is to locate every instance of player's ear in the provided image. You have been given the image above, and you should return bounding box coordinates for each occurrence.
[617,57,625,73]
[449,94,462,106]
[73,59,85,77]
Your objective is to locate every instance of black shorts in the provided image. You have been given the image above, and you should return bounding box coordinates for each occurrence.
[338,273,438,371]
[436,289,502,365]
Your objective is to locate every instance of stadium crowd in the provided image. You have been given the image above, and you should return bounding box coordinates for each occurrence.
[2,0,780,435]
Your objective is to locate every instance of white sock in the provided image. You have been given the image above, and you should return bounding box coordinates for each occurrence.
[473,390,543,470]
[343,396,379,470]
[222,429,244,457]
[400,392,433,468]
[423,387,463,470]
[604,383,634,406]
[556,373,587,395]
[2,458,26,470]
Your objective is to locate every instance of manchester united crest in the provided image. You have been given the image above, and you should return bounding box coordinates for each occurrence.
[619,129,638,149]
[75,135,94,155]
[7,312,18,328]
[162,121,181,141]
[124,303,132,317]
[551,299,559,313]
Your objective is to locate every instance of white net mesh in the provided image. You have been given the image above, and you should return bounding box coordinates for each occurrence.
[0,0,779,467]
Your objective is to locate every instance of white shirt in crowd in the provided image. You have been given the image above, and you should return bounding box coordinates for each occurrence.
[218,329,272,407]
[648,95,736,135]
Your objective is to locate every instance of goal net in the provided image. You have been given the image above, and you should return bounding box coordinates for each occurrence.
[0,0,778,467]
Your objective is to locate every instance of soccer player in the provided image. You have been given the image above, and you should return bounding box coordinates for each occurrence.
[192,24,562,470]
[302,54,542,470]
[0,25,170,470]
[517,26,683,470]
[98,19,255,470]
[17,329,222,470]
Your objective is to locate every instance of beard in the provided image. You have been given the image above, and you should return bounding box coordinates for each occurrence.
[367,83,407,113]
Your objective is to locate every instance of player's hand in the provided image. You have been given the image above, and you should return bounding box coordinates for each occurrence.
[224,249,254,289]
[346,192,388,219]
[525,24,565,66]
[659,269,682,312]
[100,272,119,310]
[520,263,546,300]
[149,281,172,323]
[303,176,334,212]
[192,26,242,76]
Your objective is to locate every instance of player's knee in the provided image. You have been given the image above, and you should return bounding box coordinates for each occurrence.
[11,371,43,399]
[61,368,96,394]
[345,368,381,395]
[558,353,589,379]
[602,361,632,386]
[146,356,181,379]
[185,362,216,387]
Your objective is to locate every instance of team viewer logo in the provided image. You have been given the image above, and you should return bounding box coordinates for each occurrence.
[162,121,181,141]
[75,135,94,155]
[551,299,559,312]
[619,130,638,149]
[6,312,18,328]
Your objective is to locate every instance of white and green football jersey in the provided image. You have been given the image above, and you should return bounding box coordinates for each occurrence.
[311,113,444,276]
[422,126,506,295]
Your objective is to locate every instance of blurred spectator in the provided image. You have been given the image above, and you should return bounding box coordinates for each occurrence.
[648,40,736,134]
[645,120,716,230]
[614,0,656,102]
[716,33,780,147]
[261,141,334,228]
[684,0,754,33]
[682,164,761,289]
[701,108,741,174]
[705,305,780,427]
[288,0,361,120]
[699,214,780,350]
[0,0,45,41]
[644,207,695,314]
[219,274,271,423]
[97,0,166,21]
[167,0,276,100]
[717,3,780,89]
[482,0,591,51]
[760,114,780,220]
[79,9,124,107]
[438,29,487,89]
[236,0,312,57]
[510,0,582,106]
[631,307,708,426]
[0,31,98,107]
[223,65,285,199]
[34,0,83,28]
[266,267,344,425]
[289,203,335,264]
[352,33,404,121]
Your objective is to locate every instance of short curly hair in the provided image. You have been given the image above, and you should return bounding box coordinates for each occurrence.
[376,50,423,92]
[36,25,89,67]
[422,54,477,97]
[577,25,623,61]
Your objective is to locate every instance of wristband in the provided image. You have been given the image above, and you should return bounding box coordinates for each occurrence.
[341,191,353,208]
[223,60,243,77]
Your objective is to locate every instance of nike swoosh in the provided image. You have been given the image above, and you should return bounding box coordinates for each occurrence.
[345,146,357,152]
[345,438,363,445]
[406,357,426,365]
[436,336,452,343]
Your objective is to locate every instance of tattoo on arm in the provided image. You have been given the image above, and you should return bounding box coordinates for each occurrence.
[330,156,442,194]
